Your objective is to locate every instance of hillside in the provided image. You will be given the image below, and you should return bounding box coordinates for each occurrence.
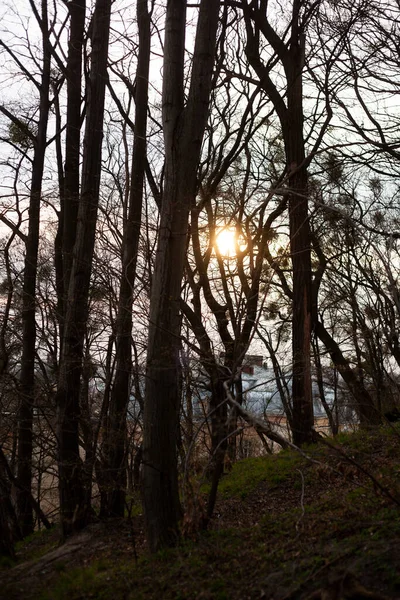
[2,426,400,600]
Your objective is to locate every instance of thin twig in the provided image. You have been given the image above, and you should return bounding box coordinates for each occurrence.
[314,434,400,508]
[295,468,305,532]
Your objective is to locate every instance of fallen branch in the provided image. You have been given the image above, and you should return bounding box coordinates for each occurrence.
[222,381,343,476]
[223,381,290,449]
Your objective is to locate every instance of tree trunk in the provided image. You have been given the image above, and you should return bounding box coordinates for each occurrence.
[243,0,314,446]
[61,0,86,337]
[315,320,377,425]
[0,452,20,559]
[0,473,16,560]
[206,376,228,520]
[143,0,219,552]
[17,0,51,537]
[56,0,112,539]
[284,3,314,446]
[102,0,150,518]
[312,336,339,435]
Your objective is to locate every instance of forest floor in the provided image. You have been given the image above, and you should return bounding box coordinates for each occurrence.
[2,425,400,599]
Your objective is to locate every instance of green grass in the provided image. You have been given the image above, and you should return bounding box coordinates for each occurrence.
[5,426,400,599]
[14,527,58,563]
[39,563,100,600]
[216,449,302,499]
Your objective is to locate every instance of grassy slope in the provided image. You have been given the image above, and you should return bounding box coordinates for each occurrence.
[2,425,400,599]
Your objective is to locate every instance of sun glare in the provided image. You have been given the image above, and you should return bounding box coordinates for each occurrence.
[215,227,238,256]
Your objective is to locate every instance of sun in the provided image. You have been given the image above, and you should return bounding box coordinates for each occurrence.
[215,227,238,256]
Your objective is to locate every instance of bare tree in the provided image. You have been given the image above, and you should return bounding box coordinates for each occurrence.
[240,0,319,444]
[102,0,151,519]
[58,0,86,339]
[55,0,112,539]
[10,0,52,537]
[143,0,220,551]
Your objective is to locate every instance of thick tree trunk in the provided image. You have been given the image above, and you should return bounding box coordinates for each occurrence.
[287,162,314,445]
[143,0,219,552]
[16,1,51,537]
[56,0,111,539]
[243,0,314,446]
[102,0,150,518]
[61,0,86,335]
[0,472,16,560]
[0,450,20,559]
[284,5,314,446]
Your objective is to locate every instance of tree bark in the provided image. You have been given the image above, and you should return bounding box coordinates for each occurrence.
[143,0,219,552]
[56,0,112,539]
[17,0,51,537]
[60,0,86,337]
[284,2,314,445]
[243,0,314,445]
[102,0,151,518]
